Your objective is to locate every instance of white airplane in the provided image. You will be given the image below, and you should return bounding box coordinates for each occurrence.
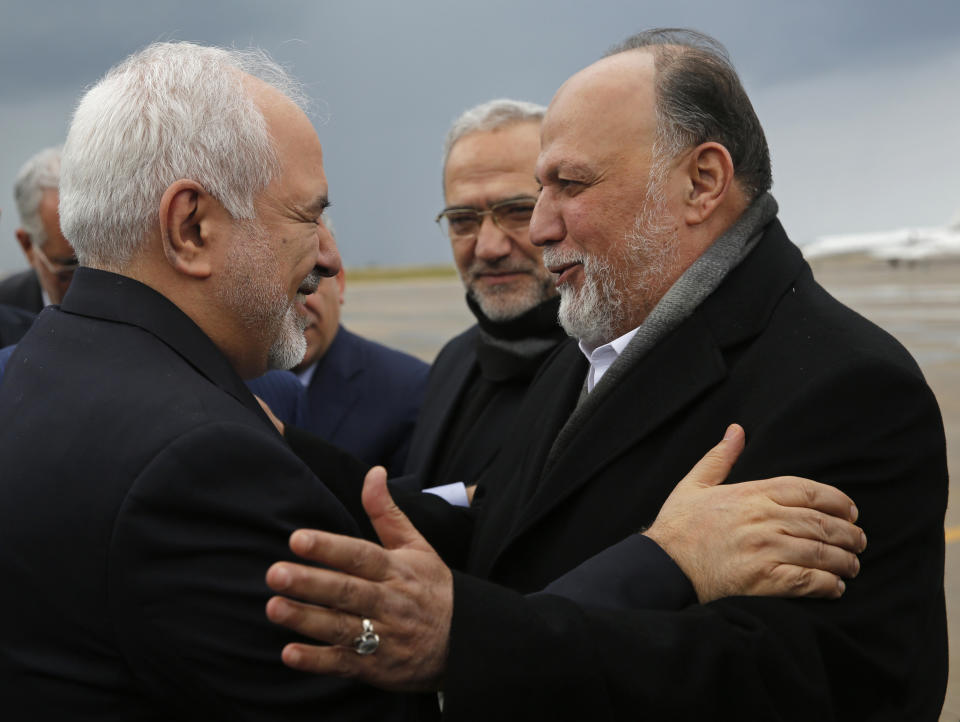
[802,211,960,266]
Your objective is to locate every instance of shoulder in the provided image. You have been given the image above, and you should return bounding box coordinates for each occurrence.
[0,270,41,311]
[0,269,35,293]
[0,303,36,346]
[769,267,922,378]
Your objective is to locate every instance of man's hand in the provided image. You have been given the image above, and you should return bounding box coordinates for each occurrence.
[644,424,867,603]
[265,466,452,691]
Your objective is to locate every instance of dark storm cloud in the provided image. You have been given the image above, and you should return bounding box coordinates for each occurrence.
[0,0,958,272]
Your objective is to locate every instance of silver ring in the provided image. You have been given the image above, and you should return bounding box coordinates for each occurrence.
[352,618,380,655]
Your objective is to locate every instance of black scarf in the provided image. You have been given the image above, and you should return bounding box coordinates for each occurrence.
[467,294,566,383]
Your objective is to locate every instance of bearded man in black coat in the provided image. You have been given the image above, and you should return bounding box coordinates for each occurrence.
[266,28,948,722]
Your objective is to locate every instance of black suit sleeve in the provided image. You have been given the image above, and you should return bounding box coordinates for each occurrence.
[108,422,408,721]
[539,534,696,610]
[442,359,947,721]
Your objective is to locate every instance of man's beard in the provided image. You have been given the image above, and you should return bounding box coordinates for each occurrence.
[217,221,318,371]
[461,260,555,322]
[543,169,680,349]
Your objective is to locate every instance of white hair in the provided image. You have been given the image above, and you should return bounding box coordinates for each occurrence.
[441,98,545,182]
[13,146,61,244]
[60,42,307,270]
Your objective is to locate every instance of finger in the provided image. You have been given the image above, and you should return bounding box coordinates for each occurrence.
[282,641,366,681]
[780,507,867,554]
[266,595,363,647]
[759,566,848,600]
[283,528,392,581]
[361,465,433,552]
[761,477,860,523]
[678,423,746,490]
[266,562,381,615]
[762,534,861,579]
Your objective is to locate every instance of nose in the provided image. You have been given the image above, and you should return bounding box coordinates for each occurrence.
[529,192,564,248]
[316,221,342,278]
[474,214,512,261]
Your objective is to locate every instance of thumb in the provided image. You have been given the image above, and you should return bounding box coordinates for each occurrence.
[679,423,745,490]
[360,465,433,552]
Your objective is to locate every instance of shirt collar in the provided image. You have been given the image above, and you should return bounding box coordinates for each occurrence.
[578,326,640,393]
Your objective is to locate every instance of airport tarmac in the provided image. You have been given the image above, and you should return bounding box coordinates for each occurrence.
[342,255,960,720]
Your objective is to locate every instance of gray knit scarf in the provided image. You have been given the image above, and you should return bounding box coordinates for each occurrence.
[544,193,779,470]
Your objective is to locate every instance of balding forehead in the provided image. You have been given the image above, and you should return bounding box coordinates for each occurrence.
[555,50,656,105]
[543,55,657,144]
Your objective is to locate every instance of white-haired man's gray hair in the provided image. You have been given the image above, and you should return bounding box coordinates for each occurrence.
[14,146,62,245]
[442,98,545,181]
[60,42,308,270]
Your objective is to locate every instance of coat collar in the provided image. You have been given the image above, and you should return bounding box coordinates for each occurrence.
[60,267,277,432]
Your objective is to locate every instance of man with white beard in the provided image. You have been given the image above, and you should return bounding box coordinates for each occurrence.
[0,42,409,721]
[266,28,948,721]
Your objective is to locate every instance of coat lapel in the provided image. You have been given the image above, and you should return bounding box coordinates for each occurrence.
[506,314,728,548]
[303,326,363,440]
[405,328,479,478]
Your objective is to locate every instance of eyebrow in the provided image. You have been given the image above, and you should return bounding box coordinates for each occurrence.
[536,160,594,185]
[441,194,537,212]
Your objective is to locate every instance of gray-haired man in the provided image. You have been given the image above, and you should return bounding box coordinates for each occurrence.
[0,146,77,312]
[402,99,566,493]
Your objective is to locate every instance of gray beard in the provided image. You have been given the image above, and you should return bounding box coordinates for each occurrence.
[462,262,555,322]
[217,221,313,372]
[266,303,309,370]
[545,177,680,349]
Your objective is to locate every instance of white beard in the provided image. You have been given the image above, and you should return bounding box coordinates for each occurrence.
[216,220,313,371]
[543,171,680,349]
[267,301,309,370]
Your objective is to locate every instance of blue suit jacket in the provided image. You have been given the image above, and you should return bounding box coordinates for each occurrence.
[253,325,428,477]
[301,325,427,476]
[244,370,304,426]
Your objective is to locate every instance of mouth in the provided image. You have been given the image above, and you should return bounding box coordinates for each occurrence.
[475,270,529,285]
[547,261,582,286]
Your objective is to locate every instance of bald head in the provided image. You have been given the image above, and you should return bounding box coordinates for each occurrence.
[541,50,660,189]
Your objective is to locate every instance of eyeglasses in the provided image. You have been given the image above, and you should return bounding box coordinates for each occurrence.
[33,243,79,279]
[435,197,537,241]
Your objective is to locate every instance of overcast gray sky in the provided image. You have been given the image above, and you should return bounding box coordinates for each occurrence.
[1,0,958,274]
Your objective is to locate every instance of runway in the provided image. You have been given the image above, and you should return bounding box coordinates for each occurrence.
[342,255,960,720]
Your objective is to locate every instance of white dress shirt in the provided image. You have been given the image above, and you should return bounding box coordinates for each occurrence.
[579,327,640,392]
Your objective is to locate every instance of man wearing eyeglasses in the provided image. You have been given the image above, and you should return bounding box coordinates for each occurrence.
[267,29,947,720]
[0,147,78,313]
[402,100,567,495]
